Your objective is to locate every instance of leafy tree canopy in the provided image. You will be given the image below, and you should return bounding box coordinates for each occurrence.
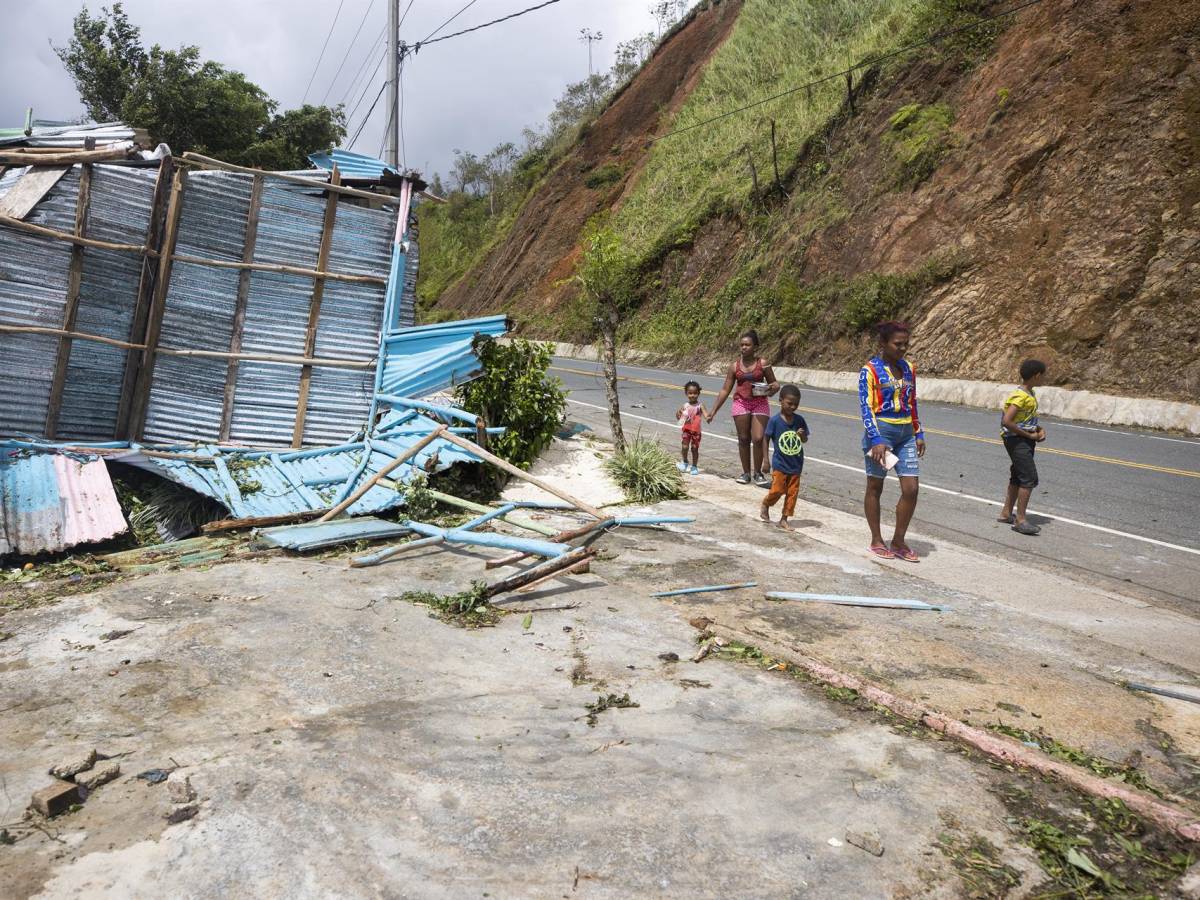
[55,3,345,169]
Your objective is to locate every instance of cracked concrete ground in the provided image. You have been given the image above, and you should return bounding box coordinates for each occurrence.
[0,520,1053,899]
[2,479,1199,897]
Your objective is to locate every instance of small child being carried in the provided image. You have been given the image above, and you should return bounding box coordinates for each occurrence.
[760,384,809,531]
[676,380,708,475]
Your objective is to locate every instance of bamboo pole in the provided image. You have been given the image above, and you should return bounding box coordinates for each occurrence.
[0,144,135,166]
[0,213,150,255]
[170,253,387,286]
[220,173,264,441]
[44,162,93,438]
[424,489,558,537]
[180,152,396,204]
[293,166,341,447]
[156,346,373,368]
[0,324,143,351]
[317,425,448,522]
[437,430,606,519]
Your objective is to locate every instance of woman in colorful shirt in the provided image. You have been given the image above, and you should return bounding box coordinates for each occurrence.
[858,321,926,561]
[708,329,780,485]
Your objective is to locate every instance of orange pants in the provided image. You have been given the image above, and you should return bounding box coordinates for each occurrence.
[763,471,800,517]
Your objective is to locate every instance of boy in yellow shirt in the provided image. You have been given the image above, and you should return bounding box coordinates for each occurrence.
[997,359,1047,535]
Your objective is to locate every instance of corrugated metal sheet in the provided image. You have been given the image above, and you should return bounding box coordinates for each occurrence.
[378,315,511,400]
[0,447,127,556]
[0,121,137,148]
[307,149,399,181]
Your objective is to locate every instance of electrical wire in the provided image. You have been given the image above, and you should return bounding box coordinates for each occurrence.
[345,49,386,127]
[416,0,566,48]
[349,81,387,149]
[302,0,348,103]
[651,0,1047,143]
[399,62,407,166]
[321,0,379,105]
[340,28,386,107]
[419,0,481,44]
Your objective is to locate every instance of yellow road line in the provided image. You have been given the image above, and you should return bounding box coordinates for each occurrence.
[550,364,1200,480]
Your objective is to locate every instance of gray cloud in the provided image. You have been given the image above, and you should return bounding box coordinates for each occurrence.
[1,0,672,176]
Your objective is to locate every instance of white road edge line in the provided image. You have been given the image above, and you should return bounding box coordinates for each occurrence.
[566,397,1200,558]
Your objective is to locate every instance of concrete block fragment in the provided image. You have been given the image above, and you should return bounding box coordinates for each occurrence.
[31,781,81,817]
[75,761,120,791]
[845,831,884,857]
[167,771,195,804]
[49,749,97,780]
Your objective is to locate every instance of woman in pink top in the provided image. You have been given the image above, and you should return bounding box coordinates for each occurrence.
[708,330,780,485]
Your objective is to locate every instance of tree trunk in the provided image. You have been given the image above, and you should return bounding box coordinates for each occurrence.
[599,301,626,454]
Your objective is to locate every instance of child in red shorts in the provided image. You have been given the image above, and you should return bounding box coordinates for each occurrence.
[676,380,707,475]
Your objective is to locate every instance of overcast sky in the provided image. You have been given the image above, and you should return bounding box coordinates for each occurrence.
[0,0,676,176]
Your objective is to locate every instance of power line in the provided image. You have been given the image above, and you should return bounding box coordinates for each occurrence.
[652,0,1047,143]
[416,0,566,48]
[397,0,418,30]
[399,62,408,167]
[302,0,348,104]
[320,0,379,105]
[419,0,481,45]
[350,81,388,149]
[345,50,386,126]
[340,28,386,108]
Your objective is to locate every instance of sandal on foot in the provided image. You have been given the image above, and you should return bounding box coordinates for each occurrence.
[1012,521,1040,536]
[868,545,896,559]
[997,513,1015,524]
[891,546,920,562]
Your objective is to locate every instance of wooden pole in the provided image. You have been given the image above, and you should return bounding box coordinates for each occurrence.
[0,324,142,350]
[129,167,188,438]
[44,162,94,438]
[293,166,341,448]
[0,214,149,254]
[745,145,760,199]
[220,173,264,442]
[0,144,135,166]
[201,509,326,533]
[512,558,591,594]
[180,153,395,204]
[437,429,606,519]
[485,518,612,569]
[484,547,597,598]
[169,253,386,286]
[317,425,448,522]
[117,156,174,438]
[157,346,373,368]
[845,70,855,115]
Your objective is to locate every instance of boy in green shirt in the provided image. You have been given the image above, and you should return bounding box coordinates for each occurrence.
[997,359,1047,535]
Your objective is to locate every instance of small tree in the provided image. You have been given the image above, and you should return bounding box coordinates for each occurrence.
[575,223,636,453]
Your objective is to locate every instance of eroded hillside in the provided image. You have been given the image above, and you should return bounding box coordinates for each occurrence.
[427,0,1200,400]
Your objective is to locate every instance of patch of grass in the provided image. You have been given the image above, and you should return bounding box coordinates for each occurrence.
[398,581,499,628]
[396,473,438,522]
[583,692,639,726]
[584,163,624,190]
[603,435,686,503]
[884,102,955,189]
[988,723,1165,797]
[936,829,1022,897]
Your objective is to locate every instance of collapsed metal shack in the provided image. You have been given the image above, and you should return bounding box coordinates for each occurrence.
[0,137,510,556]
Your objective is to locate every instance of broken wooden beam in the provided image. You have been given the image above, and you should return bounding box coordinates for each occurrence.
[317,425,448,522]
[485,547,597,599]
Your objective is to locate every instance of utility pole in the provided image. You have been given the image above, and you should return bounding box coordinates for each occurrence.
[579,28,603,113]
[385,0,400,169]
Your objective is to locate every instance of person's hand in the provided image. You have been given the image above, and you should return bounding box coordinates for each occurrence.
[675,408,682,420]
[916,438,927,458]
[869,443,889,465]
[705,413,714,424]
[1034,428,1046,443]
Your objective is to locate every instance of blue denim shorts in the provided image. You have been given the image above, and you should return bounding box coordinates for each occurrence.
[863,421,920,478]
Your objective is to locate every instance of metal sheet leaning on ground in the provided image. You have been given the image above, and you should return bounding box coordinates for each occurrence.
[550,357,1200,615]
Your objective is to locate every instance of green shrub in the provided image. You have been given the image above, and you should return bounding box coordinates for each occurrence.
[604,436,686,503]
[584,163,624,190]
[455,336,566,470]
[885,102,955,189]
[396,472,438,521]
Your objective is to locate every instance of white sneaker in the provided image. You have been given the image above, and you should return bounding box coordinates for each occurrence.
[677,461,688,472]
[689,465,699,475]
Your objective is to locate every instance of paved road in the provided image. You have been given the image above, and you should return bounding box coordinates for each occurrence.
[551,357,1200,615]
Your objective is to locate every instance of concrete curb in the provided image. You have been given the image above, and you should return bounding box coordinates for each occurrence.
[548,341,1200,436]
[707,621,1200,844]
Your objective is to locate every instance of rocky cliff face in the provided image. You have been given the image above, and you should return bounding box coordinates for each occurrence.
[431,0,1200,401]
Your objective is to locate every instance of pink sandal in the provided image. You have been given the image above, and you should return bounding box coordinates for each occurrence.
[890,545,920,563]
[868,545,896,560]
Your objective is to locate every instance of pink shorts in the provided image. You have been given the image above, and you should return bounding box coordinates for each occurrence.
[731,395,770,417]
